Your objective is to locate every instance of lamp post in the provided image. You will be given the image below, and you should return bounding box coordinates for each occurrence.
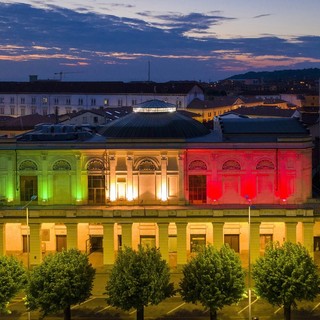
[23,195,37,270]
[245,195,252,320]
[23,195,37,320]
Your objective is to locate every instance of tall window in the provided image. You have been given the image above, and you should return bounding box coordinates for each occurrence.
[20,176,38,202]
[189,175,206,204]
[260,234,273,251]
[88,176,105,204]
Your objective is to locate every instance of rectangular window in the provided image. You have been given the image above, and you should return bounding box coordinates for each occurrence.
[31,106,37,114]
[224,234,239,253]
[260,234,273,251]
[0,107,4,115]
[0,97,4,104]
[118,99,122,106]
[20,107,25,116]
[91,98,96,106]
[31,97,36,104]
[20,176,38,202]
[20,97,25,104]
[66,98,71,105]
[190,234,206,252]
[132,99,137,106]
[89,236,103,253]
[189,175,207,204]
[118,234,122,250]
[104,99,109,106]
[93,116,98,124]
[54,98,59,104]
[10,107,15,115]
[78,98,83,106]
[140,235,156,248]
[88,176,105,204]
[10,97,14,104]
[42,97,48,104]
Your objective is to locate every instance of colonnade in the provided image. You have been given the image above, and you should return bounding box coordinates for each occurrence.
[0,220,315,268]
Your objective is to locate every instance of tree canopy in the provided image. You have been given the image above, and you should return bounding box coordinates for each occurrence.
[106,245,174,320]
[179,244,246,320]
[253,241,320,320]
[25,249,95,320]
[0,256,26,314]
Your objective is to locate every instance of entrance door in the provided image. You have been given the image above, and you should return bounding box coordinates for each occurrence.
[56,235,67,252]
[90,236,103,253]
[224,234,239,253]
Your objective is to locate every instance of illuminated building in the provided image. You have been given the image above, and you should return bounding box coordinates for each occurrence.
[0,99,317,269]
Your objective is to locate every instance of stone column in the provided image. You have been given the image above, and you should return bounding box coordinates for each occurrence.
[161,155,167,201]
[285,222,297,243]
[0,223,5,255]
[65,223,78,250]
[212,222,224,249]
[302,222,314,257]
[109,155,116,201]
[158,223,169,262]
[250,222,261,264]
[121,223,132,248]
[103,223,115,266]
[178,153,185,203]
[176,222,187,267]
[126,156,133,201]
[29,223,42,266]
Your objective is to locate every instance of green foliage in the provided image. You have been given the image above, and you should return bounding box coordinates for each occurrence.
[106,246,174,311]
[179,244,246,314]
[25,249,95,318]
[253,242,320,310]
[0,256,27,314]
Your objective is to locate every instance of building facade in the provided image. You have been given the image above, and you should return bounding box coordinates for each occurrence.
[0,81,204,117]
[0,100,318,270]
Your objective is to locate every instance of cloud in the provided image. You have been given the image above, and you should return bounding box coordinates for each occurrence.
[253,14,271,19]
[0,3,319,82]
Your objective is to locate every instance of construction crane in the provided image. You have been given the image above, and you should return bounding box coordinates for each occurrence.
[54,71,81,81]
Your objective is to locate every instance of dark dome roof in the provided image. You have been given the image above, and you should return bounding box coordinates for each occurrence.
[99,110,210,139]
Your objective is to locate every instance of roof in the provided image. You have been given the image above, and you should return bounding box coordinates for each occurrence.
[187,97,243,110]
[0,114,57,130]
[0,81,201,95]
[219,117,310,142]
[229,106,297,118]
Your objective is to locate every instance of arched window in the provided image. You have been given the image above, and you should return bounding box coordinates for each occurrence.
[138,159,156,171]
[87,159,104,171]
[189,160,207,170]
[19,160,38,171]
[222,160,241,170]
[52,160,71,171]
[256,160,275,170]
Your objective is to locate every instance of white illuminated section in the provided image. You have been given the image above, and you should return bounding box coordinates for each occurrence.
[133,99,176,113]
[134,107,176,113]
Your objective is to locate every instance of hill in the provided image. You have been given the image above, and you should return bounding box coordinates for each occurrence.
[227,68,320,81]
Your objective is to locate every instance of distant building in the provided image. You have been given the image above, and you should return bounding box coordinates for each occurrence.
[0,81,204,117]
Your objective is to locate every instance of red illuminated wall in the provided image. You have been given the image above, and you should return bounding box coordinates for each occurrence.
[186,148,312,205]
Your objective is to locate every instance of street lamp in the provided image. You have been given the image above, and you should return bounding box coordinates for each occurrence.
[23,195,37,270]
[245,195,252,320]
[22,195,37,320]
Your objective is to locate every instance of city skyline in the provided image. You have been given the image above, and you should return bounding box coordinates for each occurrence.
[1,0,320,82]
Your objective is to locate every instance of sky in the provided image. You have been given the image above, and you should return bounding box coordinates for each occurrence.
[1,0,320,82]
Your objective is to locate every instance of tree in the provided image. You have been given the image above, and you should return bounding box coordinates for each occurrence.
[106,245,174,320]
[0,256,26,314]
[253,241,320,320]
[179,244,246,320]
[25,249,95,320]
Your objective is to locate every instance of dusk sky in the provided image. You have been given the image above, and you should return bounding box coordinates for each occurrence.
[1,0,320,82]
